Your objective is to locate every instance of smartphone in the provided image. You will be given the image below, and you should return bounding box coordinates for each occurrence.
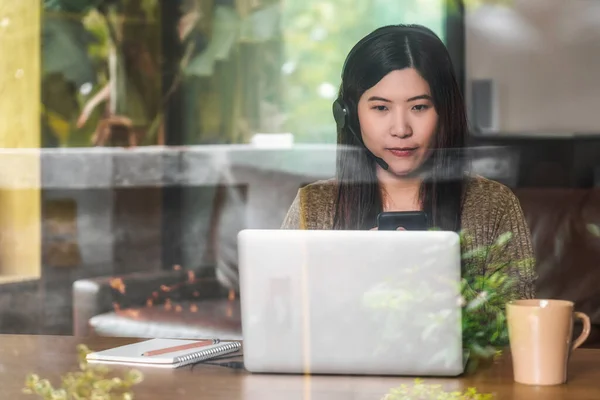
[377,211,428,231]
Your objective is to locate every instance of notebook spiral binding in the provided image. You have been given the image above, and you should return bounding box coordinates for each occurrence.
[173,341,242,368]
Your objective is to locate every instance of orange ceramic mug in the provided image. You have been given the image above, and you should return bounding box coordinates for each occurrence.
[506,299,590,385]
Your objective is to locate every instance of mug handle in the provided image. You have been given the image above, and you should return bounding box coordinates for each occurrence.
[572,312,591,350]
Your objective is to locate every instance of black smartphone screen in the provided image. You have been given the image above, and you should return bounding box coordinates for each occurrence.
[377,211,428,231]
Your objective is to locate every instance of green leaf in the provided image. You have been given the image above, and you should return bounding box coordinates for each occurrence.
[382,379,494,400]
[185,6,240,77]
[239,4,281,42]
[461,247,488,260]
[50,388,67,400]
[42,16,97,87]
[126,369,144,385]
[493,231,513,248]
[44,0,104,13]
[587,223,600,237]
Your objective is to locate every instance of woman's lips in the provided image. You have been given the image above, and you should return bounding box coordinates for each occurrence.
[387,147,418,157]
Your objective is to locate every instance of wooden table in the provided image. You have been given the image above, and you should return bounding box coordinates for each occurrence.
[2,335,599,399]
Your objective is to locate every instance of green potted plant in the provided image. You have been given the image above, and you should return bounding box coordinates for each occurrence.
[459,231,524,373]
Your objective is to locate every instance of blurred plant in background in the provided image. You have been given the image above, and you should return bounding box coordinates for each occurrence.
[180,0,284,144]
[42,0,160,147]
[42,0,285,147]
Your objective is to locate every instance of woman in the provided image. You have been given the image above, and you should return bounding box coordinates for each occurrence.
[281,24,536,300]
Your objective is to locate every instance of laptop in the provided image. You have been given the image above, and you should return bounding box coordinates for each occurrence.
[237,229,465,376]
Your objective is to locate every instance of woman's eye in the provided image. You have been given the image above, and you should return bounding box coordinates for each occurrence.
[372,105,388,111]
[412,104,430,112]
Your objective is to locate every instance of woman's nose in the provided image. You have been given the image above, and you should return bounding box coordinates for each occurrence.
[390,110,412,138]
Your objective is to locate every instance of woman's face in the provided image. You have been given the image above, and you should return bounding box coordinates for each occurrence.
[357,68,438,177]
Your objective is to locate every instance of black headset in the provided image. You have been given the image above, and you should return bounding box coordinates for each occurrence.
[332,25,439,171]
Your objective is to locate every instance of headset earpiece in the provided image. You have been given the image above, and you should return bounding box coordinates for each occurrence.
[332,98,348,129]
[333,97,360,144]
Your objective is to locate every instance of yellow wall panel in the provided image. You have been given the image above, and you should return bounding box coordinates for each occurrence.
[0,2,41,278]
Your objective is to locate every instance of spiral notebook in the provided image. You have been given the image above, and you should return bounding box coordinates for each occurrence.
[86,339,241,369]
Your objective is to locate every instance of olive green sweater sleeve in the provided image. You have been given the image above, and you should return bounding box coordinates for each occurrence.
[281,179,336,230]
[488,187,537,299]
[281,190,302,229]
[460,177,537,300]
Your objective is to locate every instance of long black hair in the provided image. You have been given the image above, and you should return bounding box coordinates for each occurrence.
[332,24,470,231]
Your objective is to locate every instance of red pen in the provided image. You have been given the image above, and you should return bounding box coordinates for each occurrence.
[142,339,220,357]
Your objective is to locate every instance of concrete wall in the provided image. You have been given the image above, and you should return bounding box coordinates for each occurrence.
[466,0,600,133]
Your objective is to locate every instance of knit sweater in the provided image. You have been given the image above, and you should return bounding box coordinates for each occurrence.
[281,175,537,300]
